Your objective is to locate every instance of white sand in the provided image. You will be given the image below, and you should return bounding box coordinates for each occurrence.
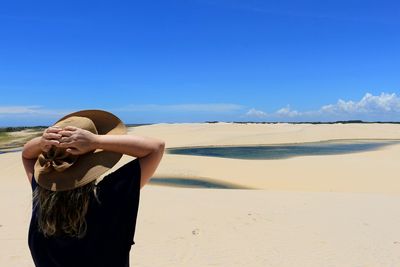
[1,123,400,266]
[133,123,400,194]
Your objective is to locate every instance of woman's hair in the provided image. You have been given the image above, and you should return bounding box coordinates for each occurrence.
[33,181,99,239]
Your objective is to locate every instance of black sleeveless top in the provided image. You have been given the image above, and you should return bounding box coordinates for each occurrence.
[28,158,141,267]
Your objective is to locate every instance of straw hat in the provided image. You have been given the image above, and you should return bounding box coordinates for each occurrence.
[34,109,127,191]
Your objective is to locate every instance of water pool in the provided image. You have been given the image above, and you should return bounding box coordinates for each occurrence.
[167,139,400,160]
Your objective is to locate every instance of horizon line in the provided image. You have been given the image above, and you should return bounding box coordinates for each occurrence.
[2,120,400,129]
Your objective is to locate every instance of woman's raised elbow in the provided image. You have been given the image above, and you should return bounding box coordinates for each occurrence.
[155,140,165,151]
[148,138,165,153]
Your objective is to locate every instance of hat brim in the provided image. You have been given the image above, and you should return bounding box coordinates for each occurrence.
[54,109,127,135]
[34,109,127,191]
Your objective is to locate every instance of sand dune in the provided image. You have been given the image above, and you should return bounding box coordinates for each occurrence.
[134,123,400,194]
[1,123,400,266]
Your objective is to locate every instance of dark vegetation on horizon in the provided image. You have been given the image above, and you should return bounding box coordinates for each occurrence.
[0,126,47,132]
[0,124,151,132]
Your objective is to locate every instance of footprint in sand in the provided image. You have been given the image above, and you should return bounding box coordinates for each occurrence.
[192,228,200,236]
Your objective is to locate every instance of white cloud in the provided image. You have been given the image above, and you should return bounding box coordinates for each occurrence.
[0,106,73,126]
[320,93,400,114]
[0,105,71,117]
[0,105,44,114]
[242,92,400,121]
[117,103,245,113]
[276,105,300,117]
[244,108,268,118]
[3,92,400,125]
[0,103,245,126]
[0,105,76,117]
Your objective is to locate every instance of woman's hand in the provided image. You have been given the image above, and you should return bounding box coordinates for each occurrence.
[56,126,99,155]
[40,126,62,153]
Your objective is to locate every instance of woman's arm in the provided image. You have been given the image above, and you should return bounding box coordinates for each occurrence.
[58,126,165,188]
[22,137,42,183]
[21,127,62,183]
[95,134,165,188]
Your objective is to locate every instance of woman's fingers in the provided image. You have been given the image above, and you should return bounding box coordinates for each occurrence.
[59,130,73,137]
[57,141,74,148]
[43,127,62,141]
[46,127,62,133]
[60,136,74,143]
[43,132,61,140]
[45,126,76,140]
[64,126,77,131]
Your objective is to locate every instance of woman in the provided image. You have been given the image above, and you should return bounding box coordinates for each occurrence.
[21,110,165,267]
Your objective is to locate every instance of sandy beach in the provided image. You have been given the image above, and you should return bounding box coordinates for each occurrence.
[2,123,400,266]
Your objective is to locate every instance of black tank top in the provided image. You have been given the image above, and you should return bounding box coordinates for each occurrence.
[28,158,141,267]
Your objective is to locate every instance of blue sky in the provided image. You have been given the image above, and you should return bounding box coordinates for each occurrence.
[0,0,399,126]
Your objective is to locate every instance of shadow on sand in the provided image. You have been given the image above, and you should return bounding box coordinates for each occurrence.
[149,177,250,189]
